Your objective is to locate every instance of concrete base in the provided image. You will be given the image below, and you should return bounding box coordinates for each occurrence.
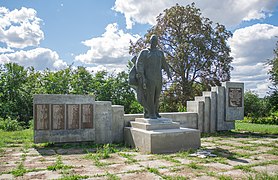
[124,118,201,154]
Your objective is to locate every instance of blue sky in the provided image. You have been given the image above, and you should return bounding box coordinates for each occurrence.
[1,0,278,96]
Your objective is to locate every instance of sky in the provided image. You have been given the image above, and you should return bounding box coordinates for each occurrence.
[0,0,278,97]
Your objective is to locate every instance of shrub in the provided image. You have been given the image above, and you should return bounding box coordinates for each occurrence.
[0,117,23,131]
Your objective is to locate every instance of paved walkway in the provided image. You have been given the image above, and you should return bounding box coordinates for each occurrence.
[0,132,277,179]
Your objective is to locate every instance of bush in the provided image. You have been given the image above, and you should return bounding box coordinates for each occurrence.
[0,117,23,131]
[244,91,271,118]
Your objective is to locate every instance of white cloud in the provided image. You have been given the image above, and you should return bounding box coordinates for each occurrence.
[228,24,278,97]
[0,48,67,70]
[75,23,140,71]
[113,0,278,29]
[0,6,44,49]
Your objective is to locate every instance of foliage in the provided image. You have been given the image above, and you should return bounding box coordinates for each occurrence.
[130,3,233,111]
[244,91,271,118]
[268,41,278,112]
[0,117,23,131]
[268,40,278,87]
[0,63,141,128]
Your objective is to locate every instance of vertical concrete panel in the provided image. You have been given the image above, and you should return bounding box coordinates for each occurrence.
[203,96,211,133]
[52,104,65,130]
[222,82,244,121]
[95,101,112,144]
[112,105,125,143]
[187,101,204,132]
[35,104,49,130]
[67,104,79,129]
[203,92,217,133]
[212,86,226,131]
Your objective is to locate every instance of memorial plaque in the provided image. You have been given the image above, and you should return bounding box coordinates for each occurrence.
[228,88,242,107]
[35,104,49,130]
[67,104,79,129]
[52,104,65,130]
[81,104,93,129]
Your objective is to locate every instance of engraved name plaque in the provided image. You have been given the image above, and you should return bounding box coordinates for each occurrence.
[228,88,242,107]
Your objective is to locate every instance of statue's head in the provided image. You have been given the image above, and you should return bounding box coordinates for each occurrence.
[150,35,158,47]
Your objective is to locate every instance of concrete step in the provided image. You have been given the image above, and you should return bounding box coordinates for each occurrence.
[130,121,180,130]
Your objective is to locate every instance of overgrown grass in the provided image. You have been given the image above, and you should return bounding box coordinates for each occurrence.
[0,129,33,148]
[235,122,278,134]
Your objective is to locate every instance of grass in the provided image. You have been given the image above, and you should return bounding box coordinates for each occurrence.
[118,153,138,164]
[10,163,27,177]
[247,172,278,180]
[235,122,278,134]
[0,129,33,148]
[58,174,89,180]
[187,162,204,169]
[47,155,73,171]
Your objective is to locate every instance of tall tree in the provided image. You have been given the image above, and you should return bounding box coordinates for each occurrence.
[268,40,278,111]
[130,3,233,110]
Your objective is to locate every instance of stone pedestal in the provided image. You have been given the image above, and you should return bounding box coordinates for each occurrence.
[124,118,200,154]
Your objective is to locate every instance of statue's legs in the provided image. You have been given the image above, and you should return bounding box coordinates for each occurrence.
[145,83,157,119]
[154,84,162,118]
[145,82,162,119]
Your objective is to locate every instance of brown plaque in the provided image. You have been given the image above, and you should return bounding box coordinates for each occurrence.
[81,104,93,129]
[35,104,49,130]
[67,104,79,129]
[52,104,65,130]
[228,88,242,107]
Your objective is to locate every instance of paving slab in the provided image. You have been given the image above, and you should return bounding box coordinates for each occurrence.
[138,159,176,169]
[117,171,162,180]
[252,164,278,174]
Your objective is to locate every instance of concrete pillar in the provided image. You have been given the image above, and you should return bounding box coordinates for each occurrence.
[112,105,125,143]
[95,101,112,144]
[187,101,204,132]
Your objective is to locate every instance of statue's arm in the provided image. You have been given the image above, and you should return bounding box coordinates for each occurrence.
[161,53,171,79]
[136,50,147,89]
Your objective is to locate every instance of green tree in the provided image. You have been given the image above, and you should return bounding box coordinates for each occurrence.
[70,66,94,94]
[268,40,278,111]
[244,91,270,118]
[129,3,233,111]
[41,67,72,94]
[0,63,30,123]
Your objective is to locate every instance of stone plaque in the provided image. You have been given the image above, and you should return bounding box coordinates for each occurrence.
[35,104,49,130]
[52,104,65,130]
[81,104,93,129]
[67,104,79,129]
[228,88,242,107]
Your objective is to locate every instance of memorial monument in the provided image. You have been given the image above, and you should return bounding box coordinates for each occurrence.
[129,35,171,119]
[126,35,201,153]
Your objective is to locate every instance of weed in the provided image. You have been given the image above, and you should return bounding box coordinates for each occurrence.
[234,165,253,172]
[47,156,72,171]
[266,148,278,156]
[119,153,137,164]
[147,167,160,175]
[58,174,89,180]
[11,163,27,177]
[106,172,120,180]
[247,172,278,180]
[163,175,188,180]
[187,162,204,169]
[218,175,233,180]
[84,153,111,167]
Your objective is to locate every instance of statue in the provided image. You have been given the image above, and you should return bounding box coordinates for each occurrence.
[129,35,171,119]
